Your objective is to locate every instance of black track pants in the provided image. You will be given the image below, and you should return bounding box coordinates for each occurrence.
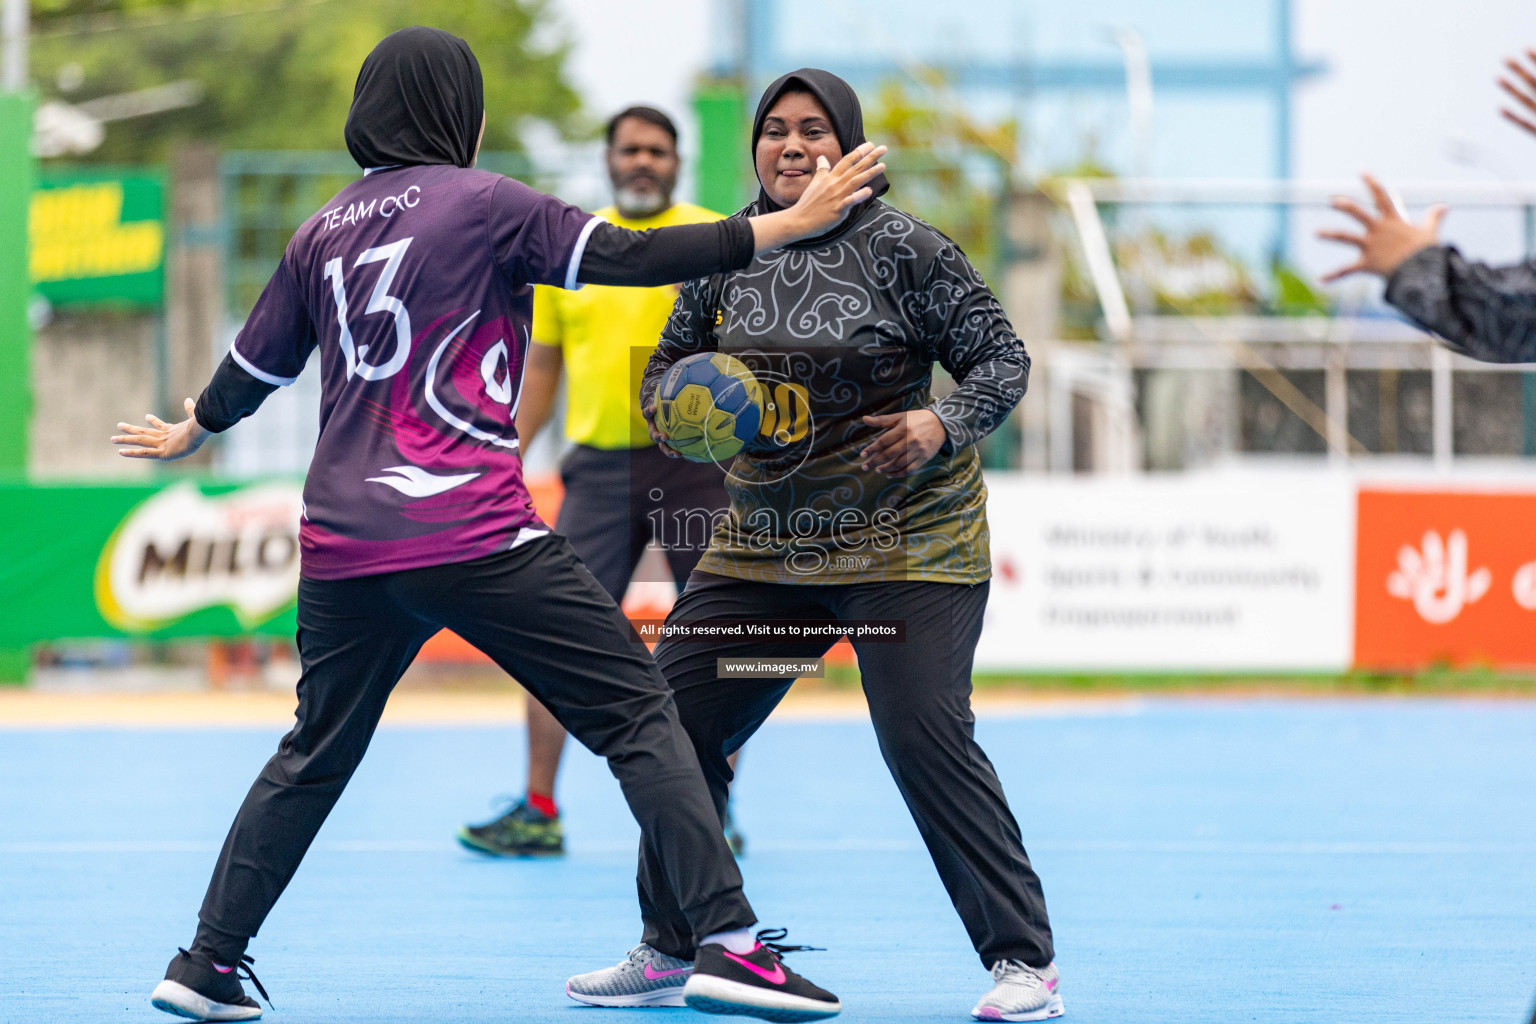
[194,536,753,957]
[636,572,1055,969]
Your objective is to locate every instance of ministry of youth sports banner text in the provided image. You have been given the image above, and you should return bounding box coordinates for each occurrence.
[974,475,1356,673]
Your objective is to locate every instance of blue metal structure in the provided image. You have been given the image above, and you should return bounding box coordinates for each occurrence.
[719,0,1324,256]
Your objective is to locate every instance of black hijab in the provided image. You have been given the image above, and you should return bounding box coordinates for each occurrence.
[344,27,484,170]
[750,68,890,214]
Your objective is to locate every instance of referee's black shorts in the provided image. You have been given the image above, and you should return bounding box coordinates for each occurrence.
[556,442,728,600]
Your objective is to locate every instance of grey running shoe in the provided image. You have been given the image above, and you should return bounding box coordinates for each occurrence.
[971,960,1063,1021]
[457,798,563,857]
[566,944,694,1007]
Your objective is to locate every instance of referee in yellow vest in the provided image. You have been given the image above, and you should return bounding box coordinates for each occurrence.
[458,106,741,857]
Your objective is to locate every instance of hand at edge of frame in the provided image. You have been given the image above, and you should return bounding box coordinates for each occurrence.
[1316,174,1445,283]
[111,398,211,461]
[859,409,947,477]
[1499,48,1536,141]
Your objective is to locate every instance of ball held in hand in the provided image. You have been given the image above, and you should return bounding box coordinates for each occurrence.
[655,352,764,462]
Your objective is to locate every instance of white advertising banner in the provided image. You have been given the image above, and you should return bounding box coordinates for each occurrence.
[96,481,304,632]
[974,474,1356,672]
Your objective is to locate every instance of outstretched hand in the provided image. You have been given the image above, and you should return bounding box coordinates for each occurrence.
[859,410,946,477]
[748,143,889,254]
[111,398,211,461]
[792,143,888,234]
[1317,174,1445,283]
[1499,49,1536,140]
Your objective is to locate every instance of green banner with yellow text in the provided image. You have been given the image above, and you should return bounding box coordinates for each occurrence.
[31,169,166,308]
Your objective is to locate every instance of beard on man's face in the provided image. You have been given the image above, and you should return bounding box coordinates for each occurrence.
[612,167,674,217]
[614,187,668,216]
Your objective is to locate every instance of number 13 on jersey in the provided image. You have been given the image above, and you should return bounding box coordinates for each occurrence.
[323,237,415,382]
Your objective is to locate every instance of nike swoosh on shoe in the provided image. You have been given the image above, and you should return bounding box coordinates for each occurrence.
[721,950,786,985]
[643,963,692,980]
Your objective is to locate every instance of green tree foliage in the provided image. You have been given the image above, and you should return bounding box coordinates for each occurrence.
[864,78,1016,278]
[29,0,580,161]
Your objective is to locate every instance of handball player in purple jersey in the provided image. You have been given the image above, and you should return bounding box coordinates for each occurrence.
[110,26,882,1024]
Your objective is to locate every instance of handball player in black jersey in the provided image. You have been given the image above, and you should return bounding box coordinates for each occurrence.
[571,69,1063,1023]
[110,29,882,1023]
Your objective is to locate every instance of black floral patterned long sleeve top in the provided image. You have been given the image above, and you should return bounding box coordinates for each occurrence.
[640,200,1030,585]
[1386,244,1536,362]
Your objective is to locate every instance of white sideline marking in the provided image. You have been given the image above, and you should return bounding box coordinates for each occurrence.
[0,694,1149,728]
[769,696,1149,722]
[3,839,1532,855]
[0,840,445,854]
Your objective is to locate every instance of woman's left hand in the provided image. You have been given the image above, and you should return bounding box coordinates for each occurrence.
[859,410,947,476]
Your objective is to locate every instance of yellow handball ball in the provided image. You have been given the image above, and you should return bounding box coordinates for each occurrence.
[655,352,765,463]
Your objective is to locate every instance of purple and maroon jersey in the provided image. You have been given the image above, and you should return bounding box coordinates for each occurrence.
[232,164,600,579]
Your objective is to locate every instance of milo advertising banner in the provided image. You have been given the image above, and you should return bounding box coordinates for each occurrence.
[0,481,301,646]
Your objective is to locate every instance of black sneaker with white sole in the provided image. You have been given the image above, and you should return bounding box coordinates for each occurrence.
[683,928,841,1022]
[150,948,271,1022]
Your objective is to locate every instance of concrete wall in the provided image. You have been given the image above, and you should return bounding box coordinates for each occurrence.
[30,312,156,479]
[28,145,220,481]
[165,146,219,430]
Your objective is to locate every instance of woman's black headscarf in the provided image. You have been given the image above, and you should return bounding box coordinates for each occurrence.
[750,68,890,214]
[344,27,484,170]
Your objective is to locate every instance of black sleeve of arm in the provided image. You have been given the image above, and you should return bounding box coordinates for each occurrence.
[194,353,279,433]
[576,219,755,287]
[1385,244,1536,362]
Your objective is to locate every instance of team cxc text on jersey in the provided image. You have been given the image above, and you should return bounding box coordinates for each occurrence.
[231,164,600,579]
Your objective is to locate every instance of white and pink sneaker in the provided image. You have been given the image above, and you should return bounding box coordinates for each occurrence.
[566,944,693,1007]
[971,960,1064,1021]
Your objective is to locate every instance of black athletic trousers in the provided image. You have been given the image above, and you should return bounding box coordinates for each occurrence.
[637,572,1055,969]
[556,443,727,600]
[193,536,753,959]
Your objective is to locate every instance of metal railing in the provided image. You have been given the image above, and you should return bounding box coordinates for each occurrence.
[1047,178,1536,473]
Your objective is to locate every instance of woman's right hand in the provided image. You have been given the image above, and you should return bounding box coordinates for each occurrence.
[643,402,682,459]
[749,143,887,253]
[112,398,211,461]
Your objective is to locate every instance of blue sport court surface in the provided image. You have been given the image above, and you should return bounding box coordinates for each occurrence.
[3,697,1534,1023]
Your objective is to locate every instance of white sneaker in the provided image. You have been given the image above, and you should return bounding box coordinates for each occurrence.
[566,944,694,1007]
[971,960,1064,1021]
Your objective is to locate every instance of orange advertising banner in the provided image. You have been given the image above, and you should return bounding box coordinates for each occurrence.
[1355,488,1536,669]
